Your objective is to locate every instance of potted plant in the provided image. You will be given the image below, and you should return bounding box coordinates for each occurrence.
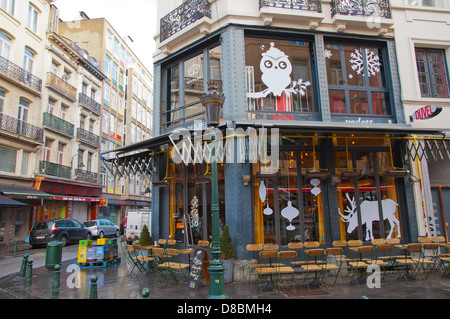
[220,225,235,283]
[139,224,153,246]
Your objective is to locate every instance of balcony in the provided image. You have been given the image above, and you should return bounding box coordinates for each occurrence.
[39,161,71,179]
[46,73,77,101]
[160,0,211,42]
[43,112,74,138]
[79,93,101,115]
[331,0,392,18]
[77,127,100,148]
[75,169,98,184]
[0,56,42,94]
[0,112,44,143]
[259,0,322,12]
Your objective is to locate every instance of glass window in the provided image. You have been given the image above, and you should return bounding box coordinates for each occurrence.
[326,42,391,116]
[164,44,222,129]
[0,31,11,59]
[1,0,15,15]
[102,110,108,133]
[23,48,34,73]
[105,55,112,78]
[106,29,113,52]
[0,89,5,113]
[0,145,16,173]
[103,82,110,105]
[112,62,118,84]
[415,48,450,98]
[245,38,314,115]
[27,4,38,33]
[21,151,29,175]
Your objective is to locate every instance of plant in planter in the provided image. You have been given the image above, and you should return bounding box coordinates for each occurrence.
[139,225,153,246]
[220,225,235,283]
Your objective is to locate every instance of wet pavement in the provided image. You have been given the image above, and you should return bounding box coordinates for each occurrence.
[0,243,449,302]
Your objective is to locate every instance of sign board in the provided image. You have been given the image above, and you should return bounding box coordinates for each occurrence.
[187,250,208,290]
[413,105,442,121]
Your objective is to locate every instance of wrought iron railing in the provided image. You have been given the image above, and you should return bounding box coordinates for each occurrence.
[43,112,75,137]
[75,169,98,184]
[160,0,212,42]
[0,56,42,92]
[260,0,322,12]
[0,112,44,142]
[46,73,77,100]
[331,0,391,18]
[77,127,100,147]
[39,161,71,179]
[79,93,101,115]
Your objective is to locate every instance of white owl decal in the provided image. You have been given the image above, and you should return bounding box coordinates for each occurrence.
[247,42,311,99]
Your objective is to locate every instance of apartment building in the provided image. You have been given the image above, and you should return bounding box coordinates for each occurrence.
[58,15,153,225]
[0,0,52,243]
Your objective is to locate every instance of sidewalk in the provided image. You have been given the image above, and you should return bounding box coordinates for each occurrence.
[0,245,449,300]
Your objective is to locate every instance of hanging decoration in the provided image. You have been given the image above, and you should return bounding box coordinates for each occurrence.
[190,196,199,228]
[349,48,381,77]
[281,201,300,231]
[310,178,321,197]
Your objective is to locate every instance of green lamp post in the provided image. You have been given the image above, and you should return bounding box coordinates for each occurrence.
[201,81,229,299]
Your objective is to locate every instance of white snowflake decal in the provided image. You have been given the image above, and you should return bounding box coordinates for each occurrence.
[324,49,332,59]
[349,48,381,77]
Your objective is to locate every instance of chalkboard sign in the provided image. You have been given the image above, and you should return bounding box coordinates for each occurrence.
[187,250,206,290]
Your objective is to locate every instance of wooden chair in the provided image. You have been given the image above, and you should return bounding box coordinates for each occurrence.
[164,248,190,282]
[324,247,344,285]
[300,248,326,292]
[287,242,306,268]
[133,244,155,275]
[395,243,422,281]
[275,251,297,290]
[348,246,373,284]
[246,244,263,282]
[255,251,278,294]
[372,244,392,280]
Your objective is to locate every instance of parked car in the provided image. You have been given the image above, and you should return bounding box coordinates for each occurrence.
[83,219,120,238]
[30,218,92,248]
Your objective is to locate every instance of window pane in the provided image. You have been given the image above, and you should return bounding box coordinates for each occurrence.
[329,90,346,113]
[349,91,369,114]
[21,151,29,175]
[325,45,343,85]
[368,48,386,88]
[184,53,205,122]
[428,50,450,98]
[344,46,364,86]
[372,91,390,115]
[0,146,16,173]
[167,64,180,126]
[245,38,314,113]
[415,49,432,97]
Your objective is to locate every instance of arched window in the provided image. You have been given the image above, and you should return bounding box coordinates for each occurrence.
[0,31,11,60]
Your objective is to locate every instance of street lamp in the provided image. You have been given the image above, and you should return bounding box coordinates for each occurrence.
[200,81,228,299]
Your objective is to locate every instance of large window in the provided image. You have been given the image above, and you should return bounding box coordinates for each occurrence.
[164,44,222,129]
[245,38,315,118]
[27,4,38,33]
[0,31,11,59]
[415,48,450,98]
[0,89,5,112]
[0,145,16,173]
[1,0,15,15]
[325,42,391,116]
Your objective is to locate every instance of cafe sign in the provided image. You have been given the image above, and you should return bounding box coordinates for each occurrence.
[413,105,442,121]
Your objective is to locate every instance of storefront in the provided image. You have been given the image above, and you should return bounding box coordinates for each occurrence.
[34,178,102,223]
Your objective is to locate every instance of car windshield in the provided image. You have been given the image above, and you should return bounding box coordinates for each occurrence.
[32,221,52,230]
[84,221,97,227]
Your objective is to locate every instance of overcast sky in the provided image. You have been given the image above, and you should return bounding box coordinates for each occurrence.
[53,0,158,72]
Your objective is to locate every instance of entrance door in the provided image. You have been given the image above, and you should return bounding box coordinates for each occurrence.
[431,187,450,241]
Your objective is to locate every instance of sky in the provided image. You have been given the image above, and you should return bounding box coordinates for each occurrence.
[53,0,158,72]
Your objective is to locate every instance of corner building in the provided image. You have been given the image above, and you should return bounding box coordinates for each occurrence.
[108,0,449,264]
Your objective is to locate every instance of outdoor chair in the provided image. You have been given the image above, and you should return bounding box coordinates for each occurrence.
[255,251,278,294]
[164,248,190,283]
[348,245,373,285]
[132,244,155,275]
[300,248,326,292]
[287,242,306,268]
[246,244,264,283]
[394,243,422,281]
[274,251,297,291]
[126,245,145,276]
[324,247,344,285]
[372,244,392,281]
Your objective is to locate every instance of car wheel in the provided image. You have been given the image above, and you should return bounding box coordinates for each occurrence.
[115,230,120,237]
[98,231,104,239]
[86,232,92,240]
[59,235,67,247]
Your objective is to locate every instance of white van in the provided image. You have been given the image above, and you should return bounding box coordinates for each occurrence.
[125,209,151,240]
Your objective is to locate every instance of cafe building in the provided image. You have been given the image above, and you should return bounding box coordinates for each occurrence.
[105,0,448,260]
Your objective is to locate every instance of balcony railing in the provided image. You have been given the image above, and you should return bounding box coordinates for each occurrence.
[260,0,322,12]
[75,169,98,184]
[39,161,71,179]
[46,73,77,101]
[160,0,211,42]
[79,93,101,115]
[0,56,42,93]
[0,112,44,142]
[331,0,391,18]
[77,127,100,147]
[43,112,74,137]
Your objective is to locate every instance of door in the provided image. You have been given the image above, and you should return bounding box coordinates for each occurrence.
[431,187,450,241]
[71,219,86,240]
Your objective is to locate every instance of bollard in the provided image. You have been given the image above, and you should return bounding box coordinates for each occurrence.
[89,275,98,299]
[52,264,61,299]
[13,239,18,255]
[142,288,150,299]
[19,254,30,278]
[25,258,33,287]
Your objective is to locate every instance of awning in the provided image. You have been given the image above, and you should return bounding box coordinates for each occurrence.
[0,195,27,207]
[0,185,54,200]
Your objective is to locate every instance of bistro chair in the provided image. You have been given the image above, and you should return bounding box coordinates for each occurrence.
[300,248,326,292]
[133,244,155,275]
[246,244,264,283]
[126,245,145,276]
[274,251,297,291]
[287,242,306,268]
[324,247,344,285]
[348,246,373,285]
[372,244,392,281]
[164,248,190,283]
[255,251,278,294]
[394,243,422,281]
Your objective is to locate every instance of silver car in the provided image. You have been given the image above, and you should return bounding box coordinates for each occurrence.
[83,219,120,238]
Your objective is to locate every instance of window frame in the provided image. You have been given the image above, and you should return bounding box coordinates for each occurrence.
[0,31,11,59]
[27,4,38,33]
[415,47,450,98]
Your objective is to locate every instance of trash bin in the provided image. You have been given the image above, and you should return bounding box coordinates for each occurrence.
[45,241,62,270]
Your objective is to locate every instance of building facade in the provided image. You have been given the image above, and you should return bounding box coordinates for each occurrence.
[102,0,449,265]
[58,16,154,226]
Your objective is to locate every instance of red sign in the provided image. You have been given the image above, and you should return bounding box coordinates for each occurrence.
[39,180,102,197]
[414,105,442,120]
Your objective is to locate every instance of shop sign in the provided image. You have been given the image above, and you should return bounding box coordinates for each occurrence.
[39,181,102,197]
[413,105,442,121]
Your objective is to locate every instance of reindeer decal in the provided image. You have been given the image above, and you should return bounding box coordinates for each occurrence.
[339,193,401,241]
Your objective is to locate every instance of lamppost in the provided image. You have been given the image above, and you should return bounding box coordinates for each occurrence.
[200,81,228,299]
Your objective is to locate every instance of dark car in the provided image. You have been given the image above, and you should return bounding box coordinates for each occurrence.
[30,218,92,248]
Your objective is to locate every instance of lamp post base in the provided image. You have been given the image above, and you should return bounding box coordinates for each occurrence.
[206,260,229,299]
